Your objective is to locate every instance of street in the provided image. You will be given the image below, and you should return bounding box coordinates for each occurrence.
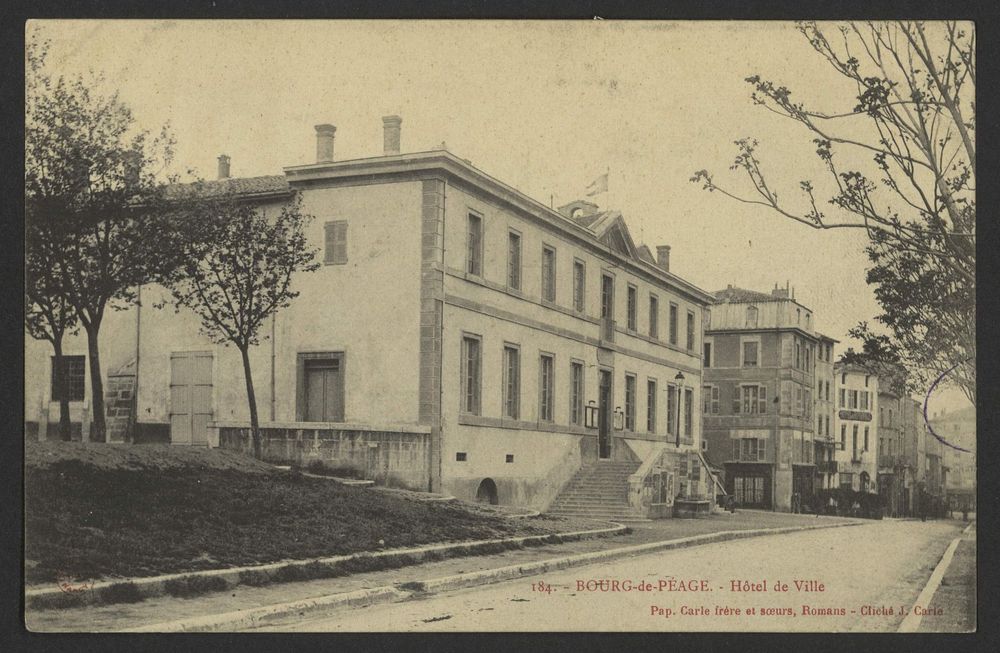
[250,519,967,632]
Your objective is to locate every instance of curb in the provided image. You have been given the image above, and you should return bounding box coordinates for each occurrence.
[25,522,625,611]
[127,520,860,632]
[125,586,412,633]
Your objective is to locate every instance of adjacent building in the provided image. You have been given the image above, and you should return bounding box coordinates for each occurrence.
[833,362,879,494]
[701,284,823,511]
[25,116,716,515]
[931,406,976,512]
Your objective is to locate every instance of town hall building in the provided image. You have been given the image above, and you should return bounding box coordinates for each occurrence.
[24,116,717,517]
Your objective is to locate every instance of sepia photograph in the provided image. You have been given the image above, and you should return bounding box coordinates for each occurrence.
[22,19,976,634]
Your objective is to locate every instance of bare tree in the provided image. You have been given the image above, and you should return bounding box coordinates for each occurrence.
[691,21,975,403]
[25,30,177,441]
[25,205,78,441]
[165,193,319,459]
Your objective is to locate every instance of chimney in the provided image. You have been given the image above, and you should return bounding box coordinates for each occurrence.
[382,115,402,156]
[771,282,789,299]
[655,245,671,272]
[217,154,231,180]
[315,124,336,163]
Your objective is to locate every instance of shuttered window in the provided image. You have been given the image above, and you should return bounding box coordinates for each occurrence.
[324,221,348,264]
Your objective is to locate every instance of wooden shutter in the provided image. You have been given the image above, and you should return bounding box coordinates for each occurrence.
[758,438,767,461]
[325,221,348,264]
[732,386,741,414]
[733,438,740,460]
[758,385,767,414]
[711,386,720,414]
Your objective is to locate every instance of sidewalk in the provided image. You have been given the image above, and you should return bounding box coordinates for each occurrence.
[26,510,856,632]
[917,522,976,632]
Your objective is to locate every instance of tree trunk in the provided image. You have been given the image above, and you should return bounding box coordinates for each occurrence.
[240,346,262,460]
[85,323,106,442]
[52,337,72,442]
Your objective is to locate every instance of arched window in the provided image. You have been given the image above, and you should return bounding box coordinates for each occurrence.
[746,305,759,328]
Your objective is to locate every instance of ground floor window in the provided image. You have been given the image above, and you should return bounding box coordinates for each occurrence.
[839,472,854,489]
[51,355,85,402]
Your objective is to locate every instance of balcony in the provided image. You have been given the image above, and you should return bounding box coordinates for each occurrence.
[600,317,616,346]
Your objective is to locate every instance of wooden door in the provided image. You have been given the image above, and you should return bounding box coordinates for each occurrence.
[170,352,213,445]
[304,357,344,422]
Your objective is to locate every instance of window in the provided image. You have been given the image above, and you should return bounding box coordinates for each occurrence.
[51,355,85,401]
[839,388,846,408]
[541,245,556,302]
[649,295,659,339]
[704,307,712,329]
[503,345,520,419]
[647,379,657,432]
[849,390,859,410]
[539,354,554,422]
[839,472,854,489]
[796,387,803,416]
[804,389,811,418]
[686,311,695,351]
[840,424,847,448]
[570,361,584,426]
[626,284,637,331]
[738,384,767,414]
[742,341,759,368]
[601,274,614,319]
[703,385,719,415]
[864,426,869,452]
[507,230,521,290]
[573,260,586,312]
[684,388,693,437]
[456,452,467,462]
[703,342,712,368]
[460,335,481,415]
[796,308,801,324]
[466,213,483,276]
[860,391,869,410]
[888,409,893,426]
[852,425,859,456]
[826,415,831,437]
[624,374,636,431]
[795,340,801,369]
[324,220,348,264]
[737,438,766,462]
[746,305,759,327]
[669,303,678,345]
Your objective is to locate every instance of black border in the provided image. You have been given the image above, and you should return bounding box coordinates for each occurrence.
[2,2,998,652]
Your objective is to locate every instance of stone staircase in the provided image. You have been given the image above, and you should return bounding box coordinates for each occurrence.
[547,460,641,520]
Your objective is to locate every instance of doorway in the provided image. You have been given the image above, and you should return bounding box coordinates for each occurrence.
[476,478,499,505]
[598,369,612,459]
[298,353,345,422]
[169,351,213,445]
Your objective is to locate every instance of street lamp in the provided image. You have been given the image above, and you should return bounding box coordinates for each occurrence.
[674,371,685,448]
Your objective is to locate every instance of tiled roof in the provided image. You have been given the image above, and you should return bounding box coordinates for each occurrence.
[712,286,780,304]
[165,175,290,200]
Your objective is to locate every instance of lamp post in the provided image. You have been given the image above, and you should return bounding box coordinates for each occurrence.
[674,371,685,448]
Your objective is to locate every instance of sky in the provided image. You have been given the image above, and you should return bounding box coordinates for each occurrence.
[28,20,971,412]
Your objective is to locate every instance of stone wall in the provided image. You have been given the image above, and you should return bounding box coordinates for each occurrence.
[216,423,431,491]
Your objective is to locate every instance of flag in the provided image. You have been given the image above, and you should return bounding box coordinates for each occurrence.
[585,172,608,196]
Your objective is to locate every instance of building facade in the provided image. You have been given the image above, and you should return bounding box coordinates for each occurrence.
[833,363,879,494]
[701,285,822,512]
[814,335,838,492]
[25,117,716,513]
[931,406,975,512]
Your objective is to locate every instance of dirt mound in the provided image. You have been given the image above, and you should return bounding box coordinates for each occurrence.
[25,441,275,474]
